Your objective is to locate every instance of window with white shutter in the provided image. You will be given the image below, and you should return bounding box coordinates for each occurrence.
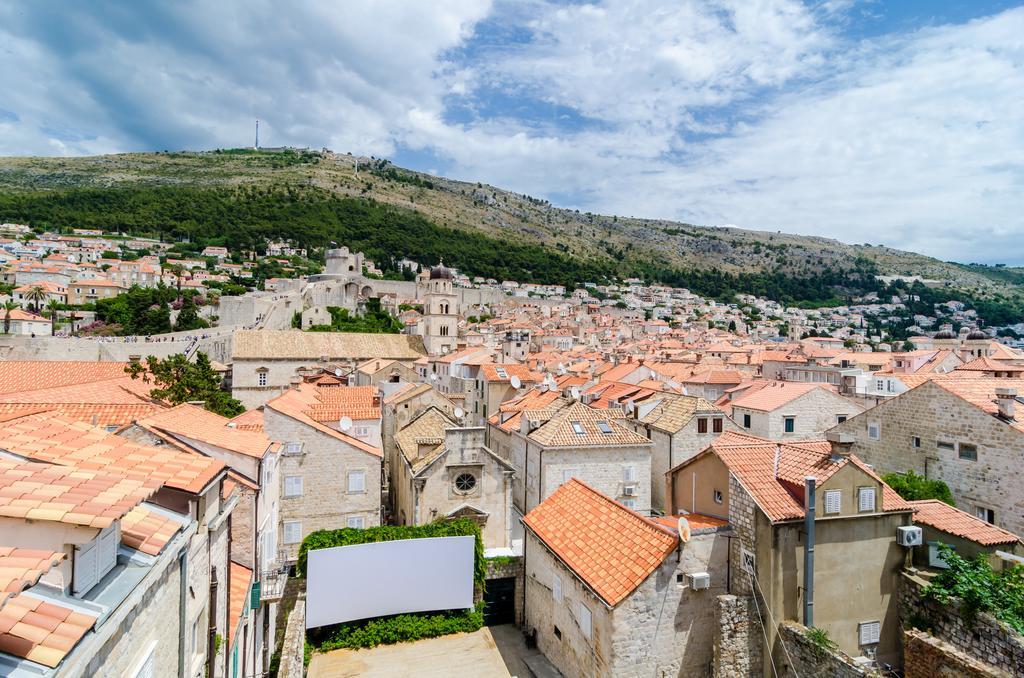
[578,603,592,640]
[858,620,881,646]
[824,490,841,515]
[283,521,302,544]
[858,487,876,513]
[348,470,366,493]
[867,422,880,440]
[622,466,636,483]
[132,643,156,678]
[284,475,303,498]
[347,516,365,529]
[552,575,562,602]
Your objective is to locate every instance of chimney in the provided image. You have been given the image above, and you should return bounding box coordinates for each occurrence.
[996,387,1017,420]
[825,431,855,462]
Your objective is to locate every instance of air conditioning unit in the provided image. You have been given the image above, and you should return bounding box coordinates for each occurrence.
[622,484,637,497]
[897,526,923,547]
[688,572,710,590]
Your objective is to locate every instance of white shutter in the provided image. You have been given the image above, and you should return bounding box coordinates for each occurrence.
[133,644,156,678]
[858,487,876,512]
[552,575,562,602]
[284,475,303,497]
[97,523,119,581]
[859,621,881,646]
[283,521,302,544]
[348,471,365,493]
[73,540,99,595]
[622,466,636,483]
[347,516,365,529]
[578,603,592,640]
[824,490,841,514]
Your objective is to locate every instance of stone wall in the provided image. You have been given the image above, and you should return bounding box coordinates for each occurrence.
[277,593,307,678]
[714,594,762,678]
[776,621,881,678]
[899,573,1024,676]
[904,629,1010,678]
[727,475,756,596]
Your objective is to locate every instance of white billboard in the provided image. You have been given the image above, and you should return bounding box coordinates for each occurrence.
[305,535,476,629]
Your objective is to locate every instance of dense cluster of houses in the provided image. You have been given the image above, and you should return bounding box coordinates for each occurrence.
[0,239,1022,676]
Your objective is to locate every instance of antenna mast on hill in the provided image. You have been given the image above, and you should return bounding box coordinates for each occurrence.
[254,119,260,150]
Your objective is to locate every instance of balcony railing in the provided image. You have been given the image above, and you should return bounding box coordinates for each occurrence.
[260,563,289,603]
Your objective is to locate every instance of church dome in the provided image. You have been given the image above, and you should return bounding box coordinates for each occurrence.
[429,261,453,280]
[933,329,957,340]
[966,329,989,340]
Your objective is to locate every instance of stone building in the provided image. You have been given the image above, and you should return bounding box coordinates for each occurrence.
[229,329,426,409]
[418,262,459,356]
[502,398,654,515]
[351,358,419,387]
[263,383,383,561]
[522,478,729,678]
[391,407,514,550]
[829,376,1024,536]
[625,393,739,512]
[725,381,864,440]
[667,430,914,673]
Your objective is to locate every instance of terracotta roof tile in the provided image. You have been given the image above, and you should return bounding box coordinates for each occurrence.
[120,505,183,555]
[0,548,65,610]
[523,479,678,607]
[528,401,651,448]
[265,384,381,458]
[0,362,131,396]
[228,561,253,646]
[728,381,837,412]
[136,403,272,459]
[0,593,96,667]
[910,499,1022,546]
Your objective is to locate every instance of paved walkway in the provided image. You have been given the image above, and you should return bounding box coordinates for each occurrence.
[308,625,539,678]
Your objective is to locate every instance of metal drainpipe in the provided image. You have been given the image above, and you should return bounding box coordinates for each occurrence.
[804,476,816,628]
[178,547,188,678]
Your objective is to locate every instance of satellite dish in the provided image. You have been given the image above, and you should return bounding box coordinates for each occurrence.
[339,416,353,432]
[677,516,691,543]
[557,362,566,374]
[334,368,342,377]
[510,375,522,389]
[454,407,465,419]
[570,386,580,400]
[430,373,438,382]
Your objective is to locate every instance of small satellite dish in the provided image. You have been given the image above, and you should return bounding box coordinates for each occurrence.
[677,516,691,543]
[510,375,522,389]
[454,407,465,419]
[334,368,342,377]
[339,416,353,432]
[430,373,438,381]
[570,386,580,400]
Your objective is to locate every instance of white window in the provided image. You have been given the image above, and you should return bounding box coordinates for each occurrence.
[257,371,267,387]
[976,506,995,524]
[283,521,302,544]
[596,420,613,434]
[353,426,369,437]
[347,470,366,493]
[132,643,156,678]
[622,466,636,483]
[867,422,880,440]
[562,468,578,484]
[621,497,637,509]
[552,575,562,602]
[578,602,592,640]
[284,475,303,498]
[858,487,876,513]
[347,516,365,529]
[284,441,303,455]
[570,421,585,435]
[824,490,841,514]
[858,620,881,646]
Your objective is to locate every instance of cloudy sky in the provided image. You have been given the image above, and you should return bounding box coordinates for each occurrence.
[1,1,1022,264]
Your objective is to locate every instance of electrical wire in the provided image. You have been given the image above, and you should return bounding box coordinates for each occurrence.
[747,568,782,678]
[749,568,800,677]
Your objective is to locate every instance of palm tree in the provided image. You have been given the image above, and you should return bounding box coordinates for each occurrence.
[45,299,60,336]
[2,300,17,335]
[24,285,47,313]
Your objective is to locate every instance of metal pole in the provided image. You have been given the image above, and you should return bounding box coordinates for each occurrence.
[804,476,816,627]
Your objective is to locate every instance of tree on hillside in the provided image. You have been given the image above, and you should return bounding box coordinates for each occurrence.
[125,352,244,417]
[173,294,209,332]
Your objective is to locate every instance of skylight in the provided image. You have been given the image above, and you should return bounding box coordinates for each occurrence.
[570,421,585,435]
[597,421,613,434]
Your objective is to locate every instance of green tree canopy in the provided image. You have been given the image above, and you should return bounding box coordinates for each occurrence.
[882,470,954,504]
[125,352,244,417]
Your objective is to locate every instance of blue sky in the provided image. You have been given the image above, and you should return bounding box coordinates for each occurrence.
[1,1,1022,264]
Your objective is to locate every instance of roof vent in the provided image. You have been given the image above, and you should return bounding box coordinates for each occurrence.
[825,430,855,461]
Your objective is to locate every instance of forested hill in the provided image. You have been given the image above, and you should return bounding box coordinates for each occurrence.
[0,149,1020,318]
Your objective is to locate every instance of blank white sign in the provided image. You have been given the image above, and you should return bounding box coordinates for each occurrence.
[306,535,475,629]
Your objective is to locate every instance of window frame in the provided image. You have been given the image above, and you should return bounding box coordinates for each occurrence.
[283,520,302,544]
[958,442,978,461]
[823,489,842,515]
[783,416,795,434]
[857,486,876,513]
[347,516,365,529]
[578,602,592,641]
[867,421,880,440]
[283,475,303,498]
[347,470,366,493]
[697,418,708,434]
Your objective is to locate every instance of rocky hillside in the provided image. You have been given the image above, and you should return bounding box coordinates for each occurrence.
[0,149,1011,295]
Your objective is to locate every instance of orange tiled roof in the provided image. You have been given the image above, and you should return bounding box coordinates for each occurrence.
[228,561,253,645]
[0,362,130,395]
[0,548,64,610]
[0,411,225,495]
[480,364,542,384]
[265,384,381,458]
[0,403,160,428]
[727,381,837,412]
[0,458,159,529]
[227,408,265,433]
[954,356,1024,373]
[120,505,184,556]
[302,385,381,422]
[0,592,96,667]
[528,400,650,448]
[136,403,273,459]
[910,500,1022,546]
[523,478,678,607]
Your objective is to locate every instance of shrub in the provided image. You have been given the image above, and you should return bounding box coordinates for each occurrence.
[882,470,955,504]
[924,544,1024,633]
[803,627,838,656]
